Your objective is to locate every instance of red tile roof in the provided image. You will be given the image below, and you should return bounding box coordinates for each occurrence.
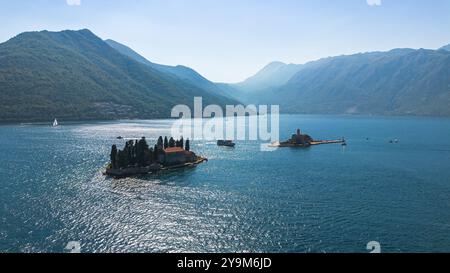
[164,147,187,154]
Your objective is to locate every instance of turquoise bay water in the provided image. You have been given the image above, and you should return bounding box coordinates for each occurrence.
[1,115,450,253]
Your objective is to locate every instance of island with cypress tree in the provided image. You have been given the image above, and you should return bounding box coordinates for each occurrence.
[105,136,207,178]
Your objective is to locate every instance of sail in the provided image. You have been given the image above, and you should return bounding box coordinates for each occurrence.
[53,119,58,127]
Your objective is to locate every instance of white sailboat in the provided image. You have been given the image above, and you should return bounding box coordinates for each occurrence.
[52,118,59,127]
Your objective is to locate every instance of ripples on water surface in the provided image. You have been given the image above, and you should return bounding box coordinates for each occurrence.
[1,115,450,253]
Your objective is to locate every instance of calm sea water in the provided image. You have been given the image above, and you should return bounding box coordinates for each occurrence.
[1,115,450,253]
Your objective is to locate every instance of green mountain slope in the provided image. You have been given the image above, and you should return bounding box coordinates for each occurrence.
[104,39,224,95]
[245,49,450,116]
[0,29,237,122]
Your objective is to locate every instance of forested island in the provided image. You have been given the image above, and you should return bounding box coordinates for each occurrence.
[106,136,207,178]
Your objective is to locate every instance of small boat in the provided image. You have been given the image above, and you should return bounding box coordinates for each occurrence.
[117,136,124,140]
[217,140,235,147]
[52,118,59,127]
[342,142,347,146]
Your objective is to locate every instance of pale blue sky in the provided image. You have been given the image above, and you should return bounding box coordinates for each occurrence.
[1,0,449,82]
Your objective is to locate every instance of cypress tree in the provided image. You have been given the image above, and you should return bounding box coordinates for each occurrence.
[126,140,134,166]
[137,137,148,166]
[180,137,184,149]
[169,137,176,148]
[185,139,190,151]
[157,136,163,148]
[164,136,169,149]
[117,150,126,169]
[133,140,138,165]
[110,145,118,169]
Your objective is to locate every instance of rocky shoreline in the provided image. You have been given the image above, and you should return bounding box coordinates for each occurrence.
[104,157,208,178]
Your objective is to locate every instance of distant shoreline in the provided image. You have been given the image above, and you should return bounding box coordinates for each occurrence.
[2,113,450,126]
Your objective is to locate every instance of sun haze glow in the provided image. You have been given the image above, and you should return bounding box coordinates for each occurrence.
[66,0,81,6]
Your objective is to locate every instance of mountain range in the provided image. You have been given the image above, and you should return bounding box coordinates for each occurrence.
[0,29,237,122]
[440,44,450,51]
[227,46,450,116]
[0,29,449,122]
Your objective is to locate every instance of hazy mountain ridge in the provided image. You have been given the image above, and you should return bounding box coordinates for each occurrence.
[234,61,304,92]
[0,29,237,122]
[233,47,450,116]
